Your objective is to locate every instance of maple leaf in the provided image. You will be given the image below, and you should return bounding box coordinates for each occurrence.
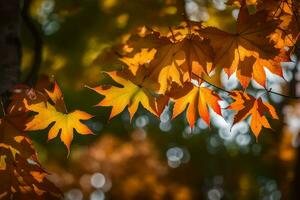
[228,91,279,139]
[0,150,62,200]
[0,116,62,199]
[124,23,214,94]
[25,82,93,152]
[119,48,157,75]
[179,34,214,82]
[198,6,288,88]
[0,115,36,160]
[124,29,185,93]
[147,44,186,93]
[166,22,214,84]
[88,70,166,120]
[171,82,222,128]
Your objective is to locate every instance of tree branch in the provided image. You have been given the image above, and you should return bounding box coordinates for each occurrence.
[192,72,231,93]
[192,72,300,99]
[0,0,22,110]
[22,0,43,86]
[265,87,300,99]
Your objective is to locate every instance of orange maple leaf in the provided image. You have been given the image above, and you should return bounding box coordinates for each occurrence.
[228,91,279,139]
[198,6,288,88]
[171,82,222,128]
[166,22,214,82]
[124,23,214,94]
[24,82,93,152]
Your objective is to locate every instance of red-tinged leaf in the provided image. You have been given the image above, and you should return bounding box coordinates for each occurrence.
[0,116,62,199]
[228,91,279,139]
[198,6,289,88]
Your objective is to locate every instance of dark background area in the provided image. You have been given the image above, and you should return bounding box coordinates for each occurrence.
[2,0,299,199]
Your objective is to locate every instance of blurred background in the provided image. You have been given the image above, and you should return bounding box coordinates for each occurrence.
[21,0,300,199]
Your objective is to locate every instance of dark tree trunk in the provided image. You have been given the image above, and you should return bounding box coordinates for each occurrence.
[0,0,21,97]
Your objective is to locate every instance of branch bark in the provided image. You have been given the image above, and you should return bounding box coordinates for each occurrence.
[0,0,22,93]
[0,0,22,108]
[22,0,43,86]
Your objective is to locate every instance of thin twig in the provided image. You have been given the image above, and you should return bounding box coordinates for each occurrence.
[192,72,231,93]
[265,87,300,99]
[193,72,300,99]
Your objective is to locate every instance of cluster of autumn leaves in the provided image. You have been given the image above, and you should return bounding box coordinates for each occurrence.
[92,0,299,137]
[0,0,299,198]
[0,80,61,199]
[0,117,62,199]
[0,75,96,198]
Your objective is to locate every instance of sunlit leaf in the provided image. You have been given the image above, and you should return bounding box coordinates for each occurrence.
[228,91,279,138]
[25,82,93,152]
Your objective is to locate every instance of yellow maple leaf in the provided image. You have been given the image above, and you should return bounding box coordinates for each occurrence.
[88,70,166,120]
[25,82,93,152]
[119,48,157,75]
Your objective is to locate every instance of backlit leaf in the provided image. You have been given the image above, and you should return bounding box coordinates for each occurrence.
[25,82,93,152]
[88,70,166,120]
[198,6,288,88]
[228,91,279,139]
[171,82,222,128]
